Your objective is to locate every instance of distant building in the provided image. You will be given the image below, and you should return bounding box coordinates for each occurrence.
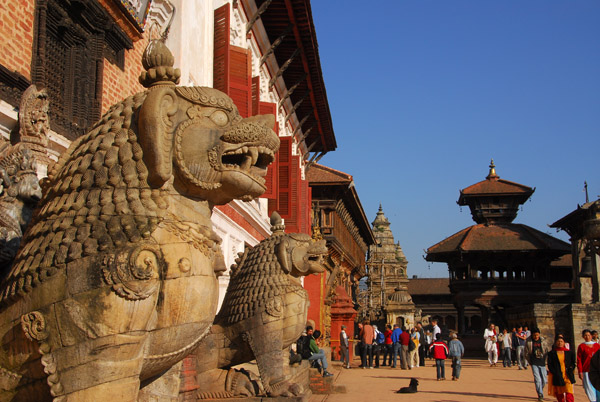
[426,160,572,334]
[361,206,415,328]
[551,198,600,351]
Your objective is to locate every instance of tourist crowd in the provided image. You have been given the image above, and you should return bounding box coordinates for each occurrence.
[483,323,600,402]
[295,321,600,402]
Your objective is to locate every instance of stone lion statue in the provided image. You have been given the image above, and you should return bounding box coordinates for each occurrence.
[190,213,328,399]
[0,39,278,401]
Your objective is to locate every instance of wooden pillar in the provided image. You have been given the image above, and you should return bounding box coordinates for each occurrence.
[457,305,466,334]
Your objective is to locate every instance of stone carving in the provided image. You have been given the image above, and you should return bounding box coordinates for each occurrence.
[192,212,328,398]
[0,140,42,267]
[13,84,50,148]
[0,37,278,401]
[0,84,53,268]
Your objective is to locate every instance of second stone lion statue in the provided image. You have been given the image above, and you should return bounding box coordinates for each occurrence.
[191,212,328,399]
[0,40,279,401]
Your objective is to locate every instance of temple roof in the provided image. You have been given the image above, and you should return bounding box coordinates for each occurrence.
[458,160,534,205]
[307,163,376,246]
[306,163,352,184]
[426,223,570,261]
[550,199,600,239]
[407,278,450,295]
[372,204,391,228]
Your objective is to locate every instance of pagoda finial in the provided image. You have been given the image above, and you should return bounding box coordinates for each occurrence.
[379,203,383,212]
[270,211,285,234]
[486,158,499,180]
[139,1,181,88]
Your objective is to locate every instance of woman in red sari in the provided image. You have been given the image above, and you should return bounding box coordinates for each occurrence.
[548,335,576,402]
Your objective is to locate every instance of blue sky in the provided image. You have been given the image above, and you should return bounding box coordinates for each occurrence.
[310,1,600,278]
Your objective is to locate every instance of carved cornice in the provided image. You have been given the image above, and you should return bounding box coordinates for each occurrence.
[335,199,368,252]
[0,65,31,108]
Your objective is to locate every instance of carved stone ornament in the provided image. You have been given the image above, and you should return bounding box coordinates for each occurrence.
[15,85,50,148]
[102,244,163,300]
[0,140,42,268]
[20,310,49,342]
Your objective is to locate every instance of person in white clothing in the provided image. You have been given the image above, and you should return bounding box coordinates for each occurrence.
[432,319,441,341]
[484,323,498,366]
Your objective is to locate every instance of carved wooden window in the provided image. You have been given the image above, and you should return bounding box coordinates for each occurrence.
[32,0,132,140]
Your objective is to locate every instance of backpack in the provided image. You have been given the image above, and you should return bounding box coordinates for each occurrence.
[297,335,312,359]
[376,331,385,345]
[408,338,416,351]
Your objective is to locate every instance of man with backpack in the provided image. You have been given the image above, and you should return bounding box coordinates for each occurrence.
[373,325,385,368]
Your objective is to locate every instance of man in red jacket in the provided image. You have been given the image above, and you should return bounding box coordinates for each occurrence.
[429,333,449,381]
[399,326,411,370]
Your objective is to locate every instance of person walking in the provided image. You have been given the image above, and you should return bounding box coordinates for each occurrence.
[429,333,449,381]
[577,329,600,401]
[588,346,600,401]
[417,322,426,367]
[360,320,375,369]
[548,335,576,402]
[391,324,402,368]
[448,332,464,381]
[399,325,411,369]
[526,328,549,402]
[308,330,334,377]
[432,319,441,342]
[382,324,393,367]
[484,323,498,366]
[356,323,364,367]
[339,325,350,369]
[425,330,433,359]
[373,325,384,368]
[511,327,519,366]
[409,327,420,368]
[516,325,528,369]
[502,328,513,367]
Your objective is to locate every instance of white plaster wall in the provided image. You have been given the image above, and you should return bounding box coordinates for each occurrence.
[163,0,214,87]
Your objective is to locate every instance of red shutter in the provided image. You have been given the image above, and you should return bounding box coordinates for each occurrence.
[213,4,230,94]
[299,174,312,234]
[229,46,252,118]
[277,137,292,220]
[259,101,278,199]
[286,154,301,233]
[251,76,260,116]
[213,4,252,118]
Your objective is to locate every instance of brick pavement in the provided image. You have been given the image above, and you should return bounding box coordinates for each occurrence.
[310,357,585,402]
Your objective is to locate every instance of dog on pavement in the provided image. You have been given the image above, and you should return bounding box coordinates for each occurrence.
[396,378,419,393]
